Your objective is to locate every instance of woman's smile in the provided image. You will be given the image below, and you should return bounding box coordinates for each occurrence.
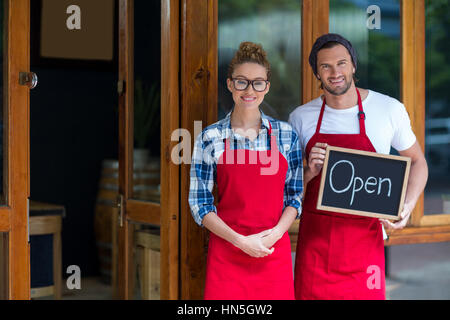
[241,95,257,103]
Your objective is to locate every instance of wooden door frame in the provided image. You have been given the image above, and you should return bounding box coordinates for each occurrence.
[117,0,179,300]
[0,0,31,300]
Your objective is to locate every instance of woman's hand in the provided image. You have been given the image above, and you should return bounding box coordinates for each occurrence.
[304,142,328,185]
[260,227,283,251]
[235,229,275,258]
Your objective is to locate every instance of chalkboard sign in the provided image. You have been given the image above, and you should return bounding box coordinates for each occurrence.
[317,146,411,220]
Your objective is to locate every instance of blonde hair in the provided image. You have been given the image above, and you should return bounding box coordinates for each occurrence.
[227,41,271,80]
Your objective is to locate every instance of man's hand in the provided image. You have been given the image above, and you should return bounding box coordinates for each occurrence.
[380,201,414,230]
[304,142,328,185]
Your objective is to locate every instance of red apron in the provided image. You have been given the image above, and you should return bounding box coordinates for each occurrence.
[204,122,295,300]
[294,89,385,300]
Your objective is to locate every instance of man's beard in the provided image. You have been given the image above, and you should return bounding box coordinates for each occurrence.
[322,75,353,96]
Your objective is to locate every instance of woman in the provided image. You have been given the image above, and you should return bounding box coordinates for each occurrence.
[188,42,303,300]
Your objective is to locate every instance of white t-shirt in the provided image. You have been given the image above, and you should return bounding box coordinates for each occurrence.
[288,90,417,155]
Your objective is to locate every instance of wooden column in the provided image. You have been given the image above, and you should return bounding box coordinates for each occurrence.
[400,0,425,227]
[160,0,180,300]
[301,0,329,104]
[180,0,217,300]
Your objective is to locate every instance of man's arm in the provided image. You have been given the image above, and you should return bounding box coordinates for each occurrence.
[380,141,428,230]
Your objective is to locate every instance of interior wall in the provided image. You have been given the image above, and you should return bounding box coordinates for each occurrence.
[29,66,118,277]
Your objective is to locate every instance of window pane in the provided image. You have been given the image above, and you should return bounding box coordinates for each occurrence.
[330,0,401,100]
[132,1,161,204]
[424,0,450,215]
[218,0,302,121]
[131,1,161,300]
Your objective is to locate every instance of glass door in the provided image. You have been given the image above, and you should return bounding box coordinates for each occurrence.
[116,0,179,300]
[0,0,32,299]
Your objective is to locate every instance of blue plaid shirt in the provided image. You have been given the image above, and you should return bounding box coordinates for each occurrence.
[189,110,303,226]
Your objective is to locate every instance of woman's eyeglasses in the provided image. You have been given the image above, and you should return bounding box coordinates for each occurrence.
[231,78,269,92]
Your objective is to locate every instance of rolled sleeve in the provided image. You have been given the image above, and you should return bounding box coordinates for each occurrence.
[283,130,303,218]
[188,132,217,226]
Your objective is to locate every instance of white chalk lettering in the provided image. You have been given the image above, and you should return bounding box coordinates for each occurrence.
[364,176,377,193]
[329,160,392,206]
[378,178,392,197]
[329,160,354,194]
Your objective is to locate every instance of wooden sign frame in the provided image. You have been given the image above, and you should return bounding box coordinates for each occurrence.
[317,146,411,221]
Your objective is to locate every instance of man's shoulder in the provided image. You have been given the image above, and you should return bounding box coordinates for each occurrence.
[266,116,295,132]
[289,96,323,120]
[365,90,410,122]
[366,90,404,108]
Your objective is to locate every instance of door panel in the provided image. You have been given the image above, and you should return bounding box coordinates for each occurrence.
[0,0,30,300]
[117,0,179,300]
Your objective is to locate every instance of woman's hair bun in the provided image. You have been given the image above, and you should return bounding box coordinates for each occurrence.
[238,42,267,60]
[228,41,271,79]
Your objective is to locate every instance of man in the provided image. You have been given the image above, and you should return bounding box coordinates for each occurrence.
[289,33,428,300]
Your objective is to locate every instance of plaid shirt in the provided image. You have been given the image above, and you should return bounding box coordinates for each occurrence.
[189,110,303,226]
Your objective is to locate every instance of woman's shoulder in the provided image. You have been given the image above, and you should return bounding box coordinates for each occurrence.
[197,118,227,143]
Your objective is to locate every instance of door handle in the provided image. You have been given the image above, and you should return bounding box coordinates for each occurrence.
[19,72,38,89]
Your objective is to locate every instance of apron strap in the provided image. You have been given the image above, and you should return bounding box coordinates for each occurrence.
[355,88,366,135]
[316,88,366,136]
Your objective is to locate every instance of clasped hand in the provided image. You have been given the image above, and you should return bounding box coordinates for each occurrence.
[235,228,281,258]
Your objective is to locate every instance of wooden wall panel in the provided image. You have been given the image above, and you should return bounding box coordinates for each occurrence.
[301,0,329,104]
[180,0,217,300]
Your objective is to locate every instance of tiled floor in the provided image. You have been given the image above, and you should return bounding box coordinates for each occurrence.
[386,241,450,300]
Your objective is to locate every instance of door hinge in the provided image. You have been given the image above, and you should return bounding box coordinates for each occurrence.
[116,194,124,227]
[117,80,125,95]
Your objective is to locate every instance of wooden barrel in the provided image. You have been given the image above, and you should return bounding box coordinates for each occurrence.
[94,159,119,284]
[133,158,160,202]
[94,158,161,283]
